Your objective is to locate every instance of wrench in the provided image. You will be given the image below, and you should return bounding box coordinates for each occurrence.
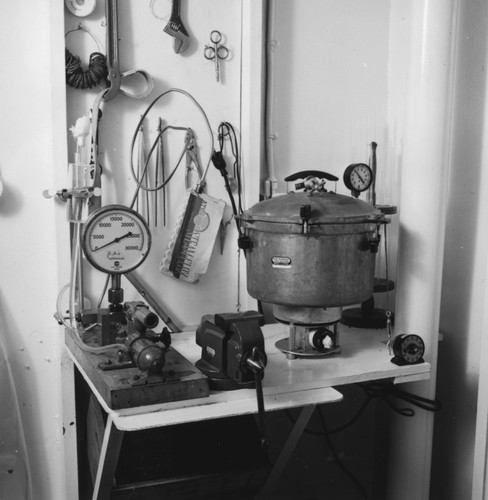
[163,0,190,54]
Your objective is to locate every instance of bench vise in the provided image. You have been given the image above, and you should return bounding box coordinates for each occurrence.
[195,311,267,390]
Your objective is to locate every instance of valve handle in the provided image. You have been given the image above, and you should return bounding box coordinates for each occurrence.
[246,346,268,449]
[284,170,339,182]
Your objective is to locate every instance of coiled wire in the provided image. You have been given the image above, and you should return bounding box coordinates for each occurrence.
[65,48,108,90]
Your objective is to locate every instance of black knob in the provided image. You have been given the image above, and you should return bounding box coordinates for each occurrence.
[300,204,312,219]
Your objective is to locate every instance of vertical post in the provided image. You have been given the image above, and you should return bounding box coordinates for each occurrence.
[387,1,458,499]
[240,0,266,312]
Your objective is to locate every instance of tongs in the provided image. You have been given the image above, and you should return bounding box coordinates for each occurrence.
[105,0,153,101]
[163,0,190,54]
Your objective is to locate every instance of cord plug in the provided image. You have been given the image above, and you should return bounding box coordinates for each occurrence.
[211,150,228,177]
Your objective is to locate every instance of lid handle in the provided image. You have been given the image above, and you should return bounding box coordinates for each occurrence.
[284,170,339,182]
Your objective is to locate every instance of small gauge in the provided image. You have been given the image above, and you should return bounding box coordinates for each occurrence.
[391,334,425,365]
[82,205,151,274]
[343,163,373,195]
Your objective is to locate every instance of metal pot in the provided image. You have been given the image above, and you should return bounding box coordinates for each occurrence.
[237,190,387,308]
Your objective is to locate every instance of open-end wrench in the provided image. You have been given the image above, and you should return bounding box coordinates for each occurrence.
[163,0,190,54]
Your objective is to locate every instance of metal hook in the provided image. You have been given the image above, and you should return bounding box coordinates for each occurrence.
[65,23,102,53]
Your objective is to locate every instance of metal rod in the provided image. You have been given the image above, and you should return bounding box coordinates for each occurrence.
[125,271,180,332]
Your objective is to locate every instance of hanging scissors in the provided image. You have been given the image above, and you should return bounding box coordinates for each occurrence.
[204,30,229,82]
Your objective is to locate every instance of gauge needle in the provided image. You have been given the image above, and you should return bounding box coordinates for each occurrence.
[356,172,366,184]
[93,232,133,251]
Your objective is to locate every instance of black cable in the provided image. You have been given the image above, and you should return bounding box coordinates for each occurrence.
[286,381,441,437]
[359,381,442,416]
[211,150,239,223]
[220,122,243,214]
[283,383,441,498]
[65,48,108,90]
[317,406,369,500]
[213,121,244,216]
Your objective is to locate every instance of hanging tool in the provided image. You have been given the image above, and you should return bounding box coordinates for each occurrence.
[155,118,166,227]
[204,30,229,82]
[104,0,153,101]
[104,0,121,101]
[163,0,190,54]
[136,119,151,224]
[185,129,203,190]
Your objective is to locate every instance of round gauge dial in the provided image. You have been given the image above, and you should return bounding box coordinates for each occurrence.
[392,334,425,365]
[343,163,373,193]
[82,205,151,274]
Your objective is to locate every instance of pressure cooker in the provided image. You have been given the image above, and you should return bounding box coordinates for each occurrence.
[237,172,388,309]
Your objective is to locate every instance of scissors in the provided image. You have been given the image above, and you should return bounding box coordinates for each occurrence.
[204,30,229,82]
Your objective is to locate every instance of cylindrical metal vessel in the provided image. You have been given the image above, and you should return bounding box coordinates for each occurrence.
[237,191,387,308]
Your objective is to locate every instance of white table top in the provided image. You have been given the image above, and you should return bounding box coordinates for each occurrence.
[68,323,430,432]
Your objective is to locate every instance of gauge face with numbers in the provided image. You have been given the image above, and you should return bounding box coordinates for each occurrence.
[343,163,373,193]
[82,205,151,274]
[392,334,425,365]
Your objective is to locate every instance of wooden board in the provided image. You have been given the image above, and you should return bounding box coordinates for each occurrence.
[65,329,209,409]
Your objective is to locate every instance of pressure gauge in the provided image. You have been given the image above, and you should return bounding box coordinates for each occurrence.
[343,163,373,195]
[391,334,425,365]
[82,205,151,274]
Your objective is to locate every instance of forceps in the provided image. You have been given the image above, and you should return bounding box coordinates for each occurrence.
[204,30,229,82]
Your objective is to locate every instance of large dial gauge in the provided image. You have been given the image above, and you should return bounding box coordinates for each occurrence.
[82,205,151,274]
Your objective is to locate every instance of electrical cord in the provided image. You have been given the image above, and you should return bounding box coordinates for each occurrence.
[211,121,244,231]
[65,48,108,90]
[217,121,243,214]
[358,381,442,417]
[284,382,441,498]
[286,381,442,436]
[317,406,368,500]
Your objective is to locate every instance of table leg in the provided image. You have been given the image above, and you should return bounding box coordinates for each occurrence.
[256,404,317,499]
[91,415,124,500]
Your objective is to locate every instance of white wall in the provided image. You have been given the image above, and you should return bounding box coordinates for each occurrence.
[269,1,480,499]
[0,2,69,499]
[432,1,488,499]
[64,0,249,331]
[270,0,391,197]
